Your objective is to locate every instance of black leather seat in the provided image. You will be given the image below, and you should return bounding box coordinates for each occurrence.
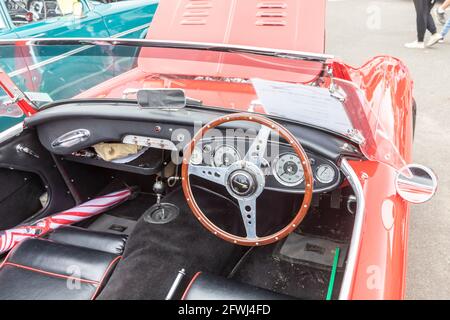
[182,272,294,300]
[0,227,127,300]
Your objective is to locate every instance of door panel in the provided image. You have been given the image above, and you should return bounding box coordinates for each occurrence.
[0,169,44,230]
[0,129,75,229]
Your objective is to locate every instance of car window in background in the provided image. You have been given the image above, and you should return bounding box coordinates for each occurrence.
[4,0,74,26]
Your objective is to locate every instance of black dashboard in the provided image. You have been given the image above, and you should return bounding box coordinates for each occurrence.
[25,100,362,194]
[191,137,341,193]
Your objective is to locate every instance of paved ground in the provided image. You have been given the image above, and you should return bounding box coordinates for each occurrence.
[326,0,450,299]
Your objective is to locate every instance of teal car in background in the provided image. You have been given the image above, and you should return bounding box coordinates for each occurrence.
[0,0,158,39]
[0,0,159,132]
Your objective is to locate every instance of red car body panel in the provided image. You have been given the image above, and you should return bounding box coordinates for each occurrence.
[147,0,326,53]
[135,0,326,84]
[347,160,410,300]
[334,56,414,299]
[4,0,416,300]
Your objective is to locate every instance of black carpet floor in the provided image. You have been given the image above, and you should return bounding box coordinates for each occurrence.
[97,187,246,300]
[103,193,156,221]
[231,244,343,300]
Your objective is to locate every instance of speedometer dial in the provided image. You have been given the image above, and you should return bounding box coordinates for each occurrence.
[213,145,240,167]
[273,153,304,187]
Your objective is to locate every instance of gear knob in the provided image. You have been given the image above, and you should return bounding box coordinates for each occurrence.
[153,180,165,195]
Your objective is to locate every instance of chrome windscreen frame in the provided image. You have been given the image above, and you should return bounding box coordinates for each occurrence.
[0,38,334,63]
[0,122,23,145]
[339,158,366,300]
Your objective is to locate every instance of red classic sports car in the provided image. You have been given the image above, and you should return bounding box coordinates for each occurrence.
[0,0,437,300]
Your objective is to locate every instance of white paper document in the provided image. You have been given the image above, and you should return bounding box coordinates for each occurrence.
[252,78,353,135]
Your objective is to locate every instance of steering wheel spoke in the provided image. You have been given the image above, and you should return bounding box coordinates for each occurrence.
[188,165,227,186]
[238,198,257,240]
[244,125,271,167]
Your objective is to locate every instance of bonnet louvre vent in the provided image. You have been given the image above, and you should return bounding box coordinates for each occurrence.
[181,0,212,25]
[256,1,288,26]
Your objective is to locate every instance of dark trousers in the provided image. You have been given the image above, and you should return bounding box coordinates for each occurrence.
[413,0,437,42]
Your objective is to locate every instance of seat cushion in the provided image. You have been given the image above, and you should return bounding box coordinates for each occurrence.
[0,238,122,300]
[48,226,128,255]
[182,272,294,300]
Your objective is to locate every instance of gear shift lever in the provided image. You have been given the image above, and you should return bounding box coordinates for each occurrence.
[143,180,179,225]
[153,180,165,207]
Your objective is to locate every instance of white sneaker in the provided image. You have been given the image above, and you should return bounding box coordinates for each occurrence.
[427,33,444,47]
[404,41,425,49]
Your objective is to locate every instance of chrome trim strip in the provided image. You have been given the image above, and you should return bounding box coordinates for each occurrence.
[123,135,177,151]
[339,158,365,300]
[0,38,334,62]
[9,45,95,77]
[0,122,23,144]
[7,24,151,78]
[111,23,150,39]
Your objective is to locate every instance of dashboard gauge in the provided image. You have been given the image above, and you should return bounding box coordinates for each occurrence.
[273,153,304,187]
[190,147,203,165]
[213,145,241,167]
[316,164,336,184]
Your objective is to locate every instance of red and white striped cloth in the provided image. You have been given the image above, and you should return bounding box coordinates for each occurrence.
[0,188,132,255]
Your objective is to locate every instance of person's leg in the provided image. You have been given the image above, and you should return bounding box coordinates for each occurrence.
[407,0,427,47]
[442,17,450,37]
[436,0,450,24]
[426,0,437,35]
[440,0,450,10]
[414,0,427,42]
[427,15,450,46]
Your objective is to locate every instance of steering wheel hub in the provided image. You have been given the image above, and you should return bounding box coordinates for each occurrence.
[229,171,255,197]
[224,161,265,200]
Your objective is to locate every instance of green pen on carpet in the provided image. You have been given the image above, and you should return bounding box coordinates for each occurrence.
[326,247,340,300]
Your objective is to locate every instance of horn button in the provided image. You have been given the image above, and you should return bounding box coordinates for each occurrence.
[225,161,265,199]
[229,171,256,197]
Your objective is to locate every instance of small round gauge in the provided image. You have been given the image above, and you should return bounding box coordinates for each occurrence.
[316,164,336,184]
[213,145,241,167]
[273,153,305,187]
[190,147,203,165]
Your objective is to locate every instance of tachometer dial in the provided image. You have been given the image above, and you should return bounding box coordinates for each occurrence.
[273,153,304,186]
[316,164,336,184]
[213,145,241,167]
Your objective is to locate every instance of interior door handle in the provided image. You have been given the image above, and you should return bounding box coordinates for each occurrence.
[52,129,91,148]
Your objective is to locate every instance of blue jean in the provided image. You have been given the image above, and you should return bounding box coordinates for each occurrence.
[443,18,450,37]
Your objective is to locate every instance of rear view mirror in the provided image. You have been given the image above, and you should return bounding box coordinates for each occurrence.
[395,164,437,204]
[137,89,186,110]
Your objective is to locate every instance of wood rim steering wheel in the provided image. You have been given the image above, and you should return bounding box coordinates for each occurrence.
[181,113,313,246]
